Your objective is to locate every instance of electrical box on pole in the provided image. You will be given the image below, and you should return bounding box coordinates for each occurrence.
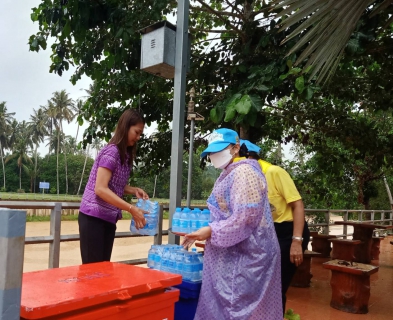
[139,21,190,79]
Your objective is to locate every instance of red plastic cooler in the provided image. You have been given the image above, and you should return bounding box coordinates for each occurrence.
[20,262,182,320]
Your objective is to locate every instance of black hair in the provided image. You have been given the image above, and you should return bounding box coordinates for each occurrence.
[239,143,261,160]
[109,109,145,165]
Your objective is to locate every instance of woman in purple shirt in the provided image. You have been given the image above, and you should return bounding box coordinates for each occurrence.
[78,109,149,264]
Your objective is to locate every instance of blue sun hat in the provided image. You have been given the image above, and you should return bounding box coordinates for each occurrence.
[201,128,239,158]
[240,139,261,153]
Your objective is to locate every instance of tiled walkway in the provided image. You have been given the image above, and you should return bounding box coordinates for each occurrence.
[286,235,393,320]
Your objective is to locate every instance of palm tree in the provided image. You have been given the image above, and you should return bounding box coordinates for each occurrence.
[64,136,77,155]
[5,121,33,191]
[7,119,19,151]
[271,0,393,84]
[77,145,91,195]
[45,90,75,194]
[28,107,48,192]
[72,99,85,147]
[0,102,15,190]
[92,137,103,158]
[46,129,65,153]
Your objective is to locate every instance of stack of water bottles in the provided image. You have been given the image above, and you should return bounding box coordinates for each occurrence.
[130,199,159,236]
[171,207,210,233]
[147,244,204,282]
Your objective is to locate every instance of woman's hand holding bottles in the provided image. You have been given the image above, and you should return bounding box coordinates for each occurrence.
[129,205,148,229]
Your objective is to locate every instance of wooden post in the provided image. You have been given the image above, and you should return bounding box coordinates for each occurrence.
[0,208,26,320]
[49,203,61,268]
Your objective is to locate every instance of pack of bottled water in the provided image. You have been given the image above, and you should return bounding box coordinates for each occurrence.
[171,207,210,233]
[130,199,159,236]
[147,244,203,282]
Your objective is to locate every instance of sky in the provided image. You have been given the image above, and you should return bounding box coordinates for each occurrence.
[0,0,92,155]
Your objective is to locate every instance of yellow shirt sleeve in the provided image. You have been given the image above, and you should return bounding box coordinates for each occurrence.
[265,165,302,222]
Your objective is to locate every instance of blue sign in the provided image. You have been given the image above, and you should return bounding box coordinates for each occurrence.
[39,182,50,189]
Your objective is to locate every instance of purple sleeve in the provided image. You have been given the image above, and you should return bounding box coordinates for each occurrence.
[210,165,267,248]
[97,145,119,172]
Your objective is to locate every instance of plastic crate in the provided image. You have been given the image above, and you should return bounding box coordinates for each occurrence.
[174,280,202,320]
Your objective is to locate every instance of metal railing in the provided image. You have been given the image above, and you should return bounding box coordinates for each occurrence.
[301,209,393,237]
[0,201,392,269]
[0,201,166,268]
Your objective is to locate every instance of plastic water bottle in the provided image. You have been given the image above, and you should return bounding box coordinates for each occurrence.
[174,251,185,276]
[130,219,137,234]
[180,208,191,233]
[194,208,202,230]
[168,250,177,274]
[196,250,204,280]
[190,208,200,232]
[147,245,156,269]
[182,252,193,281]
[190,249,201,281]
[130,199,159,236]
[172,208,182,232]
[160,247,171,272]
[154,245,163,270]
[199,209,210,228]
[146,212,157,236]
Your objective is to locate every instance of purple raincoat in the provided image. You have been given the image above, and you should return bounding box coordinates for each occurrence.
[194,159,282,320]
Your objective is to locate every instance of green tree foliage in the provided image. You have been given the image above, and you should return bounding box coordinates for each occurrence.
[28,107,49,192]
[28,0,307,171]
[5,121,34,191]
[0,102,16,189]
[27,0,393,209]
[36,154,94,194]
[271,0,393,84]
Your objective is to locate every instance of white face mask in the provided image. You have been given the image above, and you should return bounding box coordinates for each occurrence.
[209,147,234,169]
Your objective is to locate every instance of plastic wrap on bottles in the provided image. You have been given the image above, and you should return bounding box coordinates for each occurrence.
[130,199,159,236]
[147,244,202,283]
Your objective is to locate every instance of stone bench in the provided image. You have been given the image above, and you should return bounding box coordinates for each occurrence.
[328,239,362,262]
[291,250,321,288]
[310,231,337,257]
[323,259,379,314]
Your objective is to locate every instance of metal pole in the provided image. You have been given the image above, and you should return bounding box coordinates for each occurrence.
[186,119,195,208]
[0,208,26,320]
[154,205,164,245]
[168,0,189,244]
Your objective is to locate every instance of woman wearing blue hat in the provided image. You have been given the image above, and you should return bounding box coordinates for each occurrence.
[236,140,310,315]
[183,128,282,320]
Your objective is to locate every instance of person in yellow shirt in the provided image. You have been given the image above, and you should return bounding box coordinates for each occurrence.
[236,140,310,314]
